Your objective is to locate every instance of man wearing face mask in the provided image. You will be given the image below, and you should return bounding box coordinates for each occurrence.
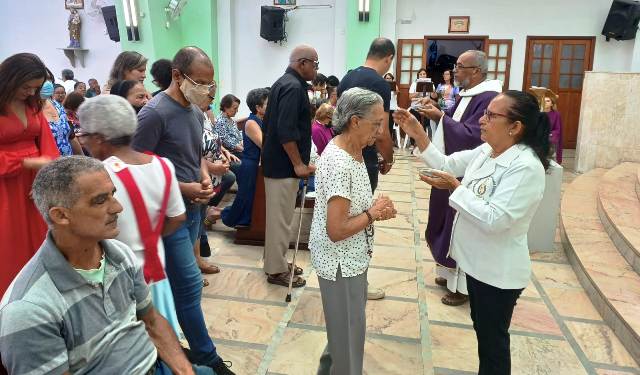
[132,46,235,375]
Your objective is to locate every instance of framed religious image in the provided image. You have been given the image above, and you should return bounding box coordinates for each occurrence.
[448,16,470,33]
[274,0,296,5]
[65,0,84,9]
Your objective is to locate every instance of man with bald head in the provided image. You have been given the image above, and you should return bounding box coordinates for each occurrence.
[261,44,318,287]
[132,46,235,374]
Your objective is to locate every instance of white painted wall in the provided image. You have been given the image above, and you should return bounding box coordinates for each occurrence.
[0,0,121,86]
[217,0,345,117]
[394,0,637,89]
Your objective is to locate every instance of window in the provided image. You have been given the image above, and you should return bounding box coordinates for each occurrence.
[396,39,426,87]
[486,39,512,90]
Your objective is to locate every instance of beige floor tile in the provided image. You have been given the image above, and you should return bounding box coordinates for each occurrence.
[510,335,587,375]
[377,212,413,230]
[430,325,479,372]
[595,369,639,375]
[378,190,413,203]
[565,321,639,368]
[268,328,327,374]
[366,299,421,339]
[363,337,421,374]
[370,245,417,270]
[530,249,569,264]
[201,298,285,344]
[378,182,412,192]
[367,267,418,299]
[374,226,415,247]
[544,286,603,320]
[532,262,583,289]
[214,344,263,375]
[203,268,287,302]
[290,290,324,326]
[511,298,563,336]
[425,288,472,326]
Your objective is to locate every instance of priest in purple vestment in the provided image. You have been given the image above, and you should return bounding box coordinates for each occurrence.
[544,95,563,164]
[413,50,502,306]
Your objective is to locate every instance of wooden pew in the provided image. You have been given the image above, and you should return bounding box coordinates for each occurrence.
[234,165,313,249]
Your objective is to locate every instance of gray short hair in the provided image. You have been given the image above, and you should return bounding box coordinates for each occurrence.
[465,50,488,75]
[78,95,137,141]
[332,87,383,134]
[32,156,106,224]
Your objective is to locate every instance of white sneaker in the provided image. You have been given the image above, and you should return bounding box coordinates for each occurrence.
[367,285,385,300]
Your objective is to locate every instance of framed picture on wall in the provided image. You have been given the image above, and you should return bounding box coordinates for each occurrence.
[448,16,470,33]
[65,0,84,9]
[274,0,296,5]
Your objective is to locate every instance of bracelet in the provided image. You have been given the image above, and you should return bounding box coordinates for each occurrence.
[364,210,374,225]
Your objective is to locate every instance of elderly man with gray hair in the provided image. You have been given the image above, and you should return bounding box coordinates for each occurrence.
[261,44,318,287]
[310,87,397,375]
[0,156,198,374]
[407,49,502,306]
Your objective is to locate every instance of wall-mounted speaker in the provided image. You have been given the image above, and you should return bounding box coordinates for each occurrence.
[102,5,120,42]
[602,0,640,41]
[260,6,287,42]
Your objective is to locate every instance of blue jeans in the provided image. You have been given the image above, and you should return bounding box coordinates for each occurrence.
[154,360,214,375]
[162,204,220,367]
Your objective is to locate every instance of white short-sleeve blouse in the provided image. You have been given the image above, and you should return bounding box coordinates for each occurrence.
[309,141,373,281]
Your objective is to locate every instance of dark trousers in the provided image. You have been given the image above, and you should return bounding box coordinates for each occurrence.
[466,274,523,375]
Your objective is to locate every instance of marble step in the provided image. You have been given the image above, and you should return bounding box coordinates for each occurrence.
[560,168,640,362]
[636,165,640,201]
[597,162,640,274]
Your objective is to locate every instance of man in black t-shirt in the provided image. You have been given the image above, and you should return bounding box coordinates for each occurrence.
[337,38,395,193]
[336,38,395,302]
[261,45,318,288]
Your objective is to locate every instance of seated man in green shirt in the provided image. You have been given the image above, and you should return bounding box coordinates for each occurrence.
[0,156,206,375]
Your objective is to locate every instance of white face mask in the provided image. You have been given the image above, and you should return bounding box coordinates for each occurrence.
[180,76,212,109]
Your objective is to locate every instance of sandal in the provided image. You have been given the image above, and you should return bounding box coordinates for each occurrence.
[267,271,306,288]
[441,291,468,306]
[199,262,220,274]
[435,277,447,287]
[204,207,222,227]
[264,263,303,276]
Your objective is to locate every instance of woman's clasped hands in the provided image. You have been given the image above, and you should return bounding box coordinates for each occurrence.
[368,194,397,221]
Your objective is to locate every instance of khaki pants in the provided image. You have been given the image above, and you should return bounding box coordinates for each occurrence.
[263,177,299,275]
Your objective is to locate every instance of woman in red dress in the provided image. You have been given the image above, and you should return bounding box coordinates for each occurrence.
[0,53,60,297]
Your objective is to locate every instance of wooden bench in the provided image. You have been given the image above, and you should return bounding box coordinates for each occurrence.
[234,166,314,249]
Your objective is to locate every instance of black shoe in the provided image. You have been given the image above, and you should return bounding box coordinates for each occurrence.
[211,359,235,375]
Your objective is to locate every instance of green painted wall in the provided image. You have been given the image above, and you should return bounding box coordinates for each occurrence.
[345,0,381,70]
[114,0,218,94]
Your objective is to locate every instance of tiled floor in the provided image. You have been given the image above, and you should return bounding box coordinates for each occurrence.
[202,149,640,375]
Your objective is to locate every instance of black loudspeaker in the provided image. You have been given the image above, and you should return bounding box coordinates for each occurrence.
[260,6,287,42]
[102,5,120,42]
[602,0,640,41]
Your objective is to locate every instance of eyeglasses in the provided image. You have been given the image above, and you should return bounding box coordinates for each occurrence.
[483,109,511,121]
[453,63,479,70]
[299,58,320,69]
[183,73,216,89]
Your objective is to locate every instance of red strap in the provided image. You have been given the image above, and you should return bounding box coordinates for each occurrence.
[114,156,172,283]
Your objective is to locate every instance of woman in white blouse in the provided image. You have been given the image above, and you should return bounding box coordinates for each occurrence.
[310,87,397,375]
[394,90,550,375]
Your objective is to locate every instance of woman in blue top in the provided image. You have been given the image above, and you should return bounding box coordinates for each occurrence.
[40,80,82,156]
[221,87,269,227]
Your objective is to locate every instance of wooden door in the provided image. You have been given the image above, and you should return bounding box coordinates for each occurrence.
[523,37,594,149]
